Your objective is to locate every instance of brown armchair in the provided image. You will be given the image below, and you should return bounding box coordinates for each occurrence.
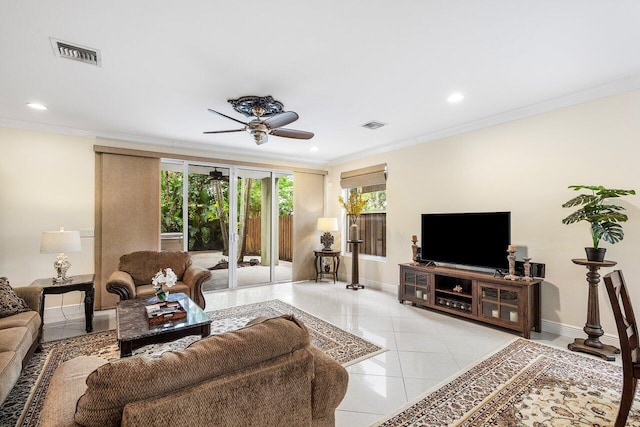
[106,251,211,309]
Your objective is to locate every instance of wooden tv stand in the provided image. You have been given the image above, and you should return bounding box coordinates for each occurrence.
[398,263,542,338]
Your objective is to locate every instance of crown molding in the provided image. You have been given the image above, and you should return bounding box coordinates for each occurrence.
[328,73,640,166]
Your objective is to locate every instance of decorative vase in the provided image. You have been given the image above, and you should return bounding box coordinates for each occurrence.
[154,284,169,302]
[585,247,606,262]
[349,223,359,241]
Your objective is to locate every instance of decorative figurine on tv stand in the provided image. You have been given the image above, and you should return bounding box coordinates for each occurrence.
[522,257,534,281]
[504,244,520,280]
[411,235,419,265]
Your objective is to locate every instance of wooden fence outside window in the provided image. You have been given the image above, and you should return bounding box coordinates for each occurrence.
[349,212,386,257]
[244,215,293,261]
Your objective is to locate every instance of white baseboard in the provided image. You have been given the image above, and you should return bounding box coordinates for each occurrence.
[338,274,397,295]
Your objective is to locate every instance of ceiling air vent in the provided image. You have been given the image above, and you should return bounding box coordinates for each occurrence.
[50,38,101,67]
[362,121,387,130]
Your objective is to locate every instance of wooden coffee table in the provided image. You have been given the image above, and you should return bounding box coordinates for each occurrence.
[116,292,211,357]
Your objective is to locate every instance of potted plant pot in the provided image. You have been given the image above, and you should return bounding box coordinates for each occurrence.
[585,247,606,262]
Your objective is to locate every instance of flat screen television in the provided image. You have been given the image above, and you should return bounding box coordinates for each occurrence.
[420,211,511,271]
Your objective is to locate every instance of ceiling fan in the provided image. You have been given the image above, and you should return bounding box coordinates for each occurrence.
[208,168,229,182]
[204,95,314,145]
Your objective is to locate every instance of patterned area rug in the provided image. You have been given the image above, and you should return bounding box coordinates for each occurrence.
[373,338,640,426]
[1,299,385,427]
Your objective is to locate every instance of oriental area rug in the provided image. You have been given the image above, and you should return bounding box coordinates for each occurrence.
[373,338,640,426]
[1,299,385,427]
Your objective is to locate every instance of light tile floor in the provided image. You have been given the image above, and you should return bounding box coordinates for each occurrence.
[41,280,620,426]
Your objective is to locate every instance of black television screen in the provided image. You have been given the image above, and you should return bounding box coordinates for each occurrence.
[420,212,511,270]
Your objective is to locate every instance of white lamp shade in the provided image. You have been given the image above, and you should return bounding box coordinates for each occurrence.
[317,217,339,232]
[40,228,81,254]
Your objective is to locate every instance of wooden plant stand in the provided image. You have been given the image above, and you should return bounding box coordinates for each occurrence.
[347,240,364,290]
[568,258,620,361]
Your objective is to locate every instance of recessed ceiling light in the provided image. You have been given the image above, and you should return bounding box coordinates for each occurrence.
[447,93,464,103]
[310,146,319,152]
[27,103,47,110]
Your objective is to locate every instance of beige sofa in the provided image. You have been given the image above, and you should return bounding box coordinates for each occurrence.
[0,278,42,406]
[106,251,211,309]
[40,314,349,427]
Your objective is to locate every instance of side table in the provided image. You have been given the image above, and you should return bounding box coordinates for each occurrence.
[314,250,340,283]
[346,240,364,290]
[568,258,620,361]
[30,274,95,334]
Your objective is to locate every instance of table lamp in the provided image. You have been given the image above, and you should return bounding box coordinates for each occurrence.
[317,217,339,251]
[40,227,81,284]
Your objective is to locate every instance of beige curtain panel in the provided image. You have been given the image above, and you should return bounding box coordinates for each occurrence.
[340,163,387,190]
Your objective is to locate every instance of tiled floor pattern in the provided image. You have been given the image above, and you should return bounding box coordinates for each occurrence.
[41,281,616,426]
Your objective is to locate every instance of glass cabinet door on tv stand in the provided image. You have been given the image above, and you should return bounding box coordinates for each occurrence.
[478,284,521,325]
[399,266,430,305]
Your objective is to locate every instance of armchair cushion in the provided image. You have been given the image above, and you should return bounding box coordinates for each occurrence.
[0,279,30,318]
[107,251,210,309]
[118,251,191,285]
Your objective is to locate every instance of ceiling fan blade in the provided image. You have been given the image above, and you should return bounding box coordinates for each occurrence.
[203,128,245,134]
[270,128,314,140]
[207,108,248,126]
[263,111,299,129]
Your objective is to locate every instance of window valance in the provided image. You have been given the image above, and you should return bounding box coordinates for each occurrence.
[340,163,387,190]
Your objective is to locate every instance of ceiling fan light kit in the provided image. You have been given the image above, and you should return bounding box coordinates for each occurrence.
[204,95,314,145]
[252,130,268,145]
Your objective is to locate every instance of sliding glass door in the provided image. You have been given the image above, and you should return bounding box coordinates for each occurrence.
[161,160,292,291]
[186,164,231,291]
[236,168,272,287]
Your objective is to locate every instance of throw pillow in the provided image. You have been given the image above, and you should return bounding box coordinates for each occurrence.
[0,279,31,318]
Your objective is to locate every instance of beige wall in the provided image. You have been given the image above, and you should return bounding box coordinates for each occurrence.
[328,89,640,336]
[292,172,324,281]
[0,127,96,307]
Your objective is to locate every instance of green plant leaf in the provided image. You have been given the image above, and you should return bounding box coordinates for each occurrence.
[563,184,635,248]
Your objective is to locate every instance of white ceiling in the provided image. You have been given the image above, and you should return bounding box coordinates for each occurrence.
[1,1,640,166]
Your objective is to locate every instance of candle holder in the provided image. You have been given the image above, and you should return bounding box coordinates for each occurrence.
[523,257,533,281]
[411,235,418,265]
[504,248,519,280]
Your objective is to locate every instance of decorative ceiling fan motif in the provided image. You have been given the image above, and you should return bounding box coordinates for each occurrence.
[204,95,314,145]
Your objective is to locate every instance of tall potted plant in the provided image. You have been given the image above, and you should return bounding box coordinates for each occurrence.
[562,185,635,261]
[339,189,367,241]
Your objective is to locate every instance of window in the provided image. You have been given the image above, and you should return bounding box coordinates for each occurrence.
[340,164,387,257]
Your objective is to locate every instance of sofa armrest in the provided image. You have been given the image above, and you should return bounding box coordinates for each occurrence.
[106,271,136,300]
[13,286,43,313]
[309,345,349,419]
[39,356,108,427]
[182,264,211,309]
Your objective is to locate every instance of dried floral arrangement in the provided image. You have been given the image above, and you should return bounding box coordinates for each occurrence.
[338,189,367,223]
